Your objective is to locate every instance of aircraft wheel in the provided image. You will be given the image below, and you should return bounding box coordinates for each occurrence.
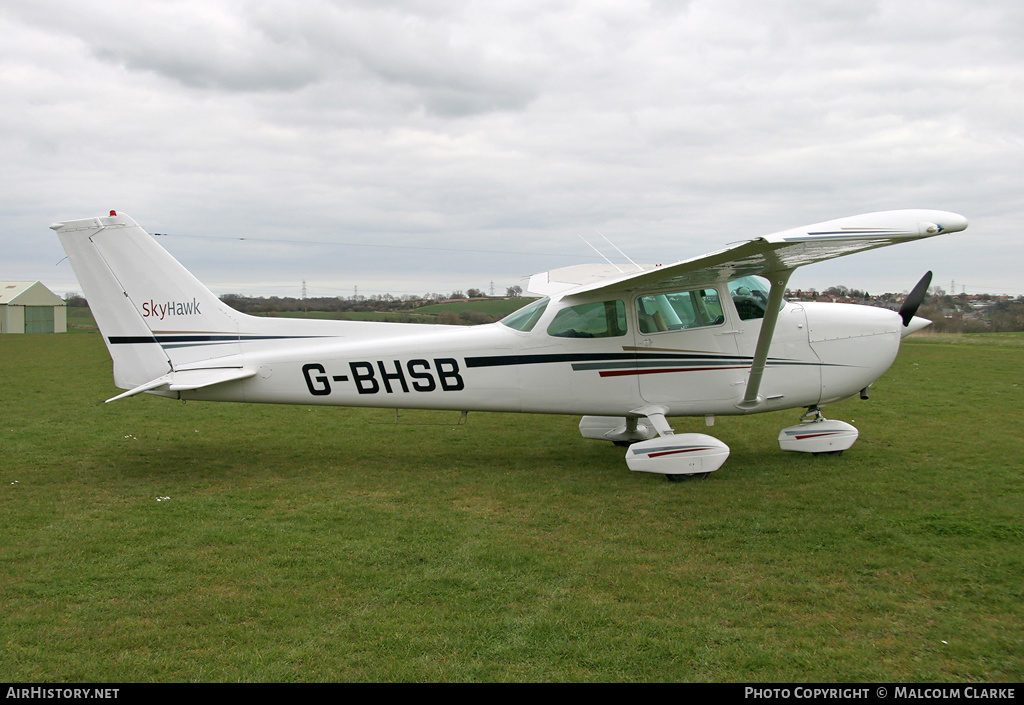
[813,450,844,457]
[665,473,709,482]
[613,440,635,447]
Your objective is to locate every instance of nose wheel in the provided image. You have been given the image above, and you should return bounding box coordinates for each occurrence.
[666,472,712,482]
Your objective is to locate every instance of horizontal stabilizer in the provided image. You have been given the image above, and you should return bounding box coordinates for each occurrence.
[105,377,174,403]
[105,368,256,403]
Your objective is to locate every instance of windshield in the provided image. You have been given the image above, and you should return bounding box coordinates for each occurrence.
[499,298,549,332]
[728,276,773,321]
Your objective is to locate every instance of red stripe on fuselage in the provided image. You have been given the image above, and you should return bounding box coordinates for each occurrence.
[599,366,748,378]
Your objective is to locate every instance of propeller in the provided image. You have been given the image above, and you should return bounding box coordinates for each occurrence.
[899,270,932,327]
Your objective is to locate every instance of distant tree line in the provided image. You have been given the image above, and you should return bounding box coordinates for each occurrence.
[917,297,1024,334]
[217,289,502,316]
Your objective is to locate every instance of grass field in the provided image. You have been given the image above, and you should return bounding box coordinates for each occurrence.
[1,332,1021,682]
[266,299,532,324]
[412,298,532,317]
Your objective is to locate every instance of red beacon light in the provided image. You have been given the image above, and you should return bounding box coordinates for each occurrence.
[109,210,117,216]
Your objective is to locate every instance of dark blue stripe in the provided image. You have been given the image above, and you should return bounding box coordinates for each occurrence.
[108,334,325,345]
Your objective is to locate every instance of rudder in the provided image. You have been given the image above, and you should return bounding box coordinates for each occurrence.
[51,211,244,390]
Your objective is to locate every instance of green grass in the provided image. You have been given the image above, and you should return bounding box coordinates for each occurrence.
[65,306,98,332]
[905,331,1024,348]
[412,298,534,317]
[1,333,1022,682]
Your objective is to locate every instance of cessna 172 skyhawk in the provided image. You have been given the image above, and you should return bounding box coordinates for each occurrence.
[51,209,967,480]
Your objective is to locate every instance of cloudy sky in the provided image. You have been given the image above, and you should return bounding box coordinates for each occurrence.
[3,0,1022,299]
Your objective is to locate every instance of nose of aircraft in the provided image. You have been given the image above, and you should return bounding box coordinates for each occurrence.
[900,315,932,338]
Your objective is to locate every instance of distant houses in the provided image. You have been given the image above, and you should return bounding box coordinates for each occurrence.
[0,281,67,334]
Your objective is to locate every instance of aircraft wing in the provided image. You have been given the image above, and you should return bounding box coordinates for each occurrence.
[531,210,968,297]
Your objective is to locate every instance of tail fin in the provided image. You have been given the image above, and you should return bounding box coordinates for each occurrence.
[51,212,245,390]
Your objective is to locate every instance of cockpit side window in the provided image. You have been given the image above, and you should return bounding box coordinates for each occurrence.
[728,276,772,321]
[547,300,627,338]
[635,288,724,334]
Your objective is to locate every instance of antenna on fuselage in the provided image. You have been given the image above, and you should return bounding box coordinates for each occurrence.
[578,234,624,273]
[595,229,643,272]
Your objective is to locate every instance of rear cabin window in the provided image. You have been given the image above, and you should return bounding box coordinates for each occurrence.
[547,300,627,338]
[636,289,723,334]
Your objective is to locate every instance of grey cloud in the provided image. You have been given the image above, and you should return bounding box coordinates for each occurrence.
[4,1,323,92]
[93,45,321,93]
[253,4,542,115]
[7,0,539,111]
[2,0,1022,297]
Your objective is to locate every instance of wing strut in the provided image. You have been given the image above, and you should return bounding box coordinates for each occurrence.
[737,268,794,410]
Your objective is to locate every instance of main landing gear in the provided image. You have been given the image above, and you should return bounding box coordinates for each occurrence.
[580,408,730,481]
[581,404,860,480]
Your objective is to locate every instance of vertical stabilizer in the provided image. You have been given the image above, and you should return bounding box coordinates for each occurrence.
[51,212,244,390]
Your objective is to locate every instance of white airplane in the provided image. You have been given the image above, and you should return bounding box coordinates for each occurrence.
[51,209,967,480]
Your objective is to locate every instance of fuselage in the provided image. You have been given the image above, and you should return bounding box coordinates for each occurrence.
[165,283,906,419]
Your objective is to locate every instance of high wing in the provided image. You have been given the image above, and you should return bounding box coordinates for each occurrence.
[528,209,969,297]
[529,209,968,410]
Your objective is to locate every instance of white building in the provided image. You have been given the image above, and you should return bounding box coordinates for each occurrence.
[0,281,67,334]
